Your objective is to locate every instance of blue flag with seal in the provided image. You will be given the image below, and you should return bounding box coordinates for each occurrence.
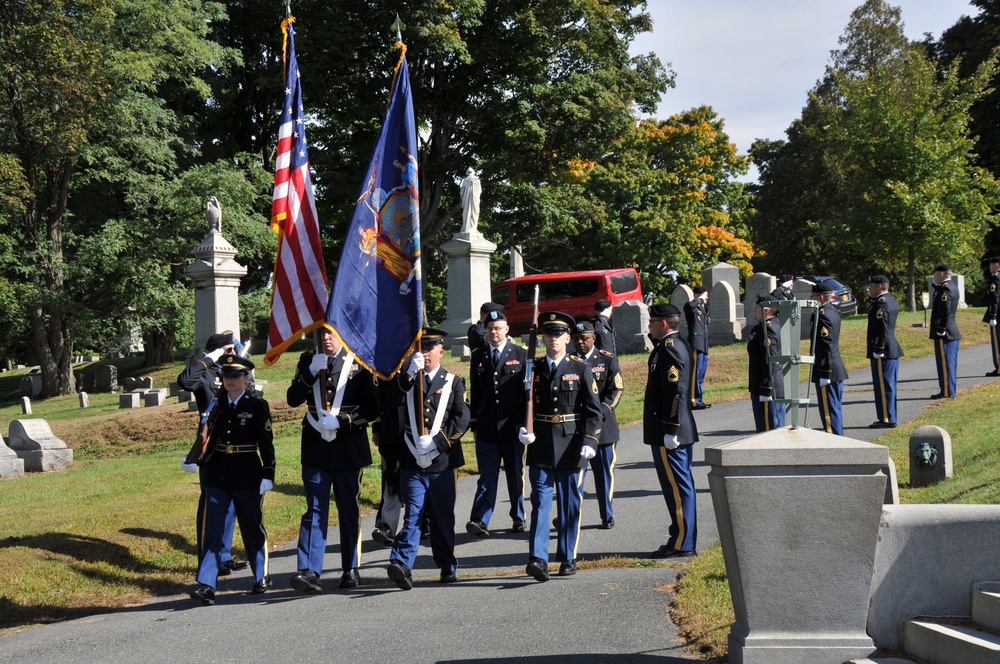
[326,44,421,380]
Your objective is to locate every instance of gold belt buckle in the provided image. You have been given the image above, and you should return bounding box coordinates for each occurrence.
[225,444,233,454]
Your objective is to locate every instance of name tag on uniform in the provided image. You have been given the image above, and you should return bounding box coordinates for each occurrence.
[562,374,579,381]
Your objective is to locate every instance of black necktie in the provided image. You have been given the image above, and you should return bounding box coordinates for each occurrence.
[492,348,500,367]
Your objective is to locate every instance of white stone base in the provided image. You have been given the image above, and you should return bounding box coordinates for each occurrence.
[18,449,73,472]
[729,634,876,664]
[0,457,25,478]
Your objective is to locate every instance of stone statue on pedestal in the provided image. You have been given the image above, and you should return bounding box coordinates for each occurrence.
[459,167,481,235]
[206,195,222,233]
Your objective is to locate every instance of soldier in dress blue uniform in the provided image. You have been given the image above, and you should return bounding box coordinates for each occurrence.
[179,331,245,577]
[571,320,623,529]
[684,286,711,410]
[644,304,699,559]
[983,257,1000,377]
[771,274,796,300]
[386,328,470,590]
[467,302,504,354]
[371,377,406,546]
[190,355,275,605]
[810,282,848,435]
[518,312,602,581]
[592,299,617,355]
[467,310,527,537]
[286,328,379,594]
[747,296,785,432]
[930,264,961,399]
[867,275,903,428]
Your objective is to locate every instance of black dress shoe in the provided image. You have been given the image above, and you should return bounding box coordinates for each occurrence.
[439,569,458,584]
[290,570,323,594]
[692,403,712,410]
[526,557,549,583]
[511,519,526,533]
[221,559,249,572]
[930,393,944,399]
[250,576,271,594]
[372,526,395,546]
[465,520,490,538]
[558,560,576,576]
[650,546,696,559]
[986,370,999,377]
[387,560,413,590]
[420,525,431,540]
[190,584,215,605]
[601,517,615,529]
[339,568,360,589]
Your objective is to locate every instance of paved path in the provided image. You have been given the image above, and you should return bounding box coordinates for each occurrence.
[1,343,996,664]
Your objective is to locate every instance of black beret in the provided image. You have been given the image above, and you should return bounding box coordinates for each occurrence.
[869,275,889,285]
[485,309,507,322]
[206,332,234,352]
[540,311,575,334]
[811,281,835,294]
[692,286,708,295]
[219,355,254,375]
[649,303,681,319]
[573,320,596,334]
[420,327,448,347]
[989,256,1000,264]
[480,302,503,314]
[934,264,952,273]
[780,274,795,283]
[594,299,612,311]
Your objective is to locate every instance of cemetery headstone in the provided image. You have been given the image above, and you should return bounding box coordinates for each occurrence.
[79,392,90,408]
[21,396,31,415]
[119,392,141,409]
[95,365,118,393]
[909,425,953,487]
[7,419,73,471]
[0,436,25,479]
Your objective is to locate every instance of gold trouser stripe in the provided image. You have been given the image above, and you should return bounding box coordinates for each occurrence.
[353,468,364,566]
[658,446,686,549]
[198,494,210,561]
[571,469,585,559]
[690,352,698,406]
[763,400,771,431]
[992,325,1000,368]
[820,383,832,433]
[876,358,888,423]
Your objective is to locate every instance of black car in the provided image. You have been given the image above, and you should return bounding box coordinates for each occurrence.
[796,275,858,316]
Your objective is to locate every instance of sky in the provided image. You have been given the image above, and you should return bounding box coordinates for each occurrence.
[630,0,981,181]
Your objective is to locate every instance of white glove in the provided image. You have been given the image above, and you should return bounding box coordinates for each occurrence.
[872,353,885,359]
[991,319,997,327]
[407,352,426,377]
[580,446,596,460]
[600,306,613,319]
[181,457,198,473]
[309,353,329,376]
[318,411,340,432]
[206,347,226,363]
[662,434,680,450]
[417,434,436,455]
[259,479,273,495]
[936,330,946,336]
[518,426,536,445]
[819,378,831,387]
[758,395,772,403]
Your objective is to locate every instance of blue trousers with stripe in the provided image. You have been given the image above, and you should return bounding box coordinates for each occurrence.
[528,466,585,564]
[693,351,709,406]
[390,468,457,574]
[751,397,785,433]
[196,486,268,588]
[815,380,844,435]
[469,437,526,527]
[588,443,617,523]
[991,324,1000,372]
[870,358,899,425]
[934,338,959,398]
[651,443,697,553]
[296,466,363,575]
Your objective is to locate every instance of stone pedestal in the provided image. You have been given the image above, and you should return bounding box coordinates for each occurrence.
[7,419,73,472]
[612,301,653,354]
[706,428,887,664]
[669,284,694,338]
[439,231,497,358]
[144,389,167,407]
[0,438,25,478]
[184,229,246,350]
[119,392,141,409]
[909,425,952,487]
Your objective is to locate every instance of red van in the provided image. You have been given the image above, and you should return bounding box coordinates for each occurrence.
[490,268,644,335]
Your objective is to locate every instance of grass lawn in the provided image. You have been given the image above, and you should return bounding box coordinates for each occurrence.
[0,307,992,636]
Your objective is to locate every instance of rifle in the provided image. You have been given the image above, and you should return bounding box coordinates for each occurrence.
[523,285,540,434]
[185,386,225,465]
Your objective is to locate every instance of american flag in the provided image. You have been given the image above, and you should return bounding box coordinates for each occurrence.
[264,19,329,366]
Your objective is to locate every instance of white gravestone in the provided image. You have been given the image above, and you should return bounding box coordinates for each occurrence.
[611,300,653,354]
[0,436,25,478]
[670,285,694,340]
[119,392,141,409]
[708,281,740,345]
[21,396,31,415]
[744,273,776,309]
[144,389,167,407]
[79,392,89,408]
[7,419,73,472]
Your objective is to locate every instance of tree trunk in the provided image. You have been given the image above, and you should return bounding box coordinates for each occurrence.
[143,328,176,366]
[907,245,917,312]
